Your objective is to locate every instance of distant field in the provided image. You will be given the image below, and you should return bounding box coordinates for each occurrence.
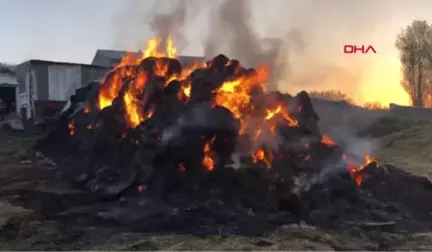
[313,99,432,179]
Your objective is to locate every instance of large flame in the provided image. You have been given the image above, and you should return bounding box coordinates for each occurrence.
[97,37,204,128]
[95,37,377,185]
[213,64,268,119]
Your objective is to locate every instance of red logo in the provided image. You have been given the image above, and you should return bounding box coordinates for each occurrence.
[344,45,376,54]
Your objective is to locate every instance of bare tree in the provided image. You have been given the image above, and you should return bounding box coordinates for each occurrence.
[396,20,432,107]
[309,90,354,103]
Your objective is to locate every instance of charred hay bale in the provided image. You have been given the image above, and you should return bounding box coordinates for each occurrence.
[81,133,160,197]
[231,168,277,208]
[294,91,321,138]
[101,65,136,87]
[189,69,219,102]
[225,59,241,75]
[141,77,167,106]
[163,80,181,94]
[137,57,159,73]
[146,103,185,130]
[159,104,239,159]
[296,91,319,121]
[151,105,239,191]
[209,54,230,71]
[165,57,183,76]
[137,57,182,78]
[95,105,127,138]
[74,81,97,102]
[276,170,359,216]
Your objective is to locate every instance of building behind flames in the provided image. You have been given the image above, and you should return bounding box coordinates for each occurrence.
[15,60,108,121]
[14,50,204,124]
[0,64,18,117]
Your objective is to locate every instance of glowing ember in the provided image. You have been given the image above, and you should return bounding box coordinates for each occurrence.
[177,83,192,103]
[252,148,273,168]
[137,184,146,192]
[321,135,338,146]
[84,105,90,114]
[68,121,75,136]
[202,137,216,171]
[344,154,378,186]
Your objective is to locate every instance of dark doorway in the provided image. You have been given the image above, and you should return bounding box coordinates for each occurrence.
[0,85,16,115]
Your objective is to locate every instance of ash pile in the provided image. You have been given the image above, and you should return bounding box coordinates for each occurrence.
[35,51,386,233]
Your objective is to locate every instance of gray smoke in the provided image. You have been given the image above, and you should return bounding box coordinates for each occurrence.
[203,0,306,90]
[112,0,204,51]
[111,0,432,98]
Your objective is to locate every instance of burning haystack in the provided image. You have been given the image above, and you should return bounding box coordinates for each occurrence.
[36,38,379,226]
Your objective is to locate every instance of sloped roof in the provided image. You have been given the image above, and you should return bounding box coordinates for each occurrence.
[91,49,205,67]
[0,63,16,75]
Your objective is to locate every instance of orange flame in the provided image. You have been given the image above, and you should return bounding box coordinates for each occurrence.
[84,105,90,114]
[167,61,205,85]
[123,92,143,128]
[252,148,273,168]
[321,135,338,146]
[202,137,216,171]
[142,37,178,59]
[97,37,179,128]
[321,135,377,186]
[344,154,378,186]
[98,66,133,110]
[213,65,268,119]
[177,82,192,103]
[264,105,298,127]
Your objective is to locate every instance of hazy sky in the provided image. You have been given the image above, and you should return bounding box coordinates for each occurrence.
[1,0,432,105]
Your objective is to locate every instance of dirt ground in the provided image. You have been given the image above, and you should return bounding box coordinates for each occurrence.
[1,109,432,250]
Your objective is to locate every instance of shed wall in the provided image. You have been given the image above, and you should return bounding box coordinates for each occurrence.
[81,66,108,84]
[48,65,82,101]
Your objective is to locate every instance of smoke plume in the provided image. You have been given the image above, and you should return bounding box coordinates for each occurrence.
[111,0,432,100]
[112,0,204,51]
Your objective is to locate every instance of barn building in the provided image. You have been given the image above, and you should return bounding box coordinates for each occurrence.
[13,50,205,123]
[15,60,108,121]
[0,64,18,116]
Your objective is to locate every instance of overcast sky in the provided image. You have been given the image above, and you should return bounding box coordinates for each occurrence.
[1,0,432,105]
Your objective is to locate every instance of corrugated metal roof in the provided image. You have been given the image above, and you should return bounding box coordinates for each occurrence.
[0,63,15,74]
[0,74,18,86]
[18,59,107,69]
